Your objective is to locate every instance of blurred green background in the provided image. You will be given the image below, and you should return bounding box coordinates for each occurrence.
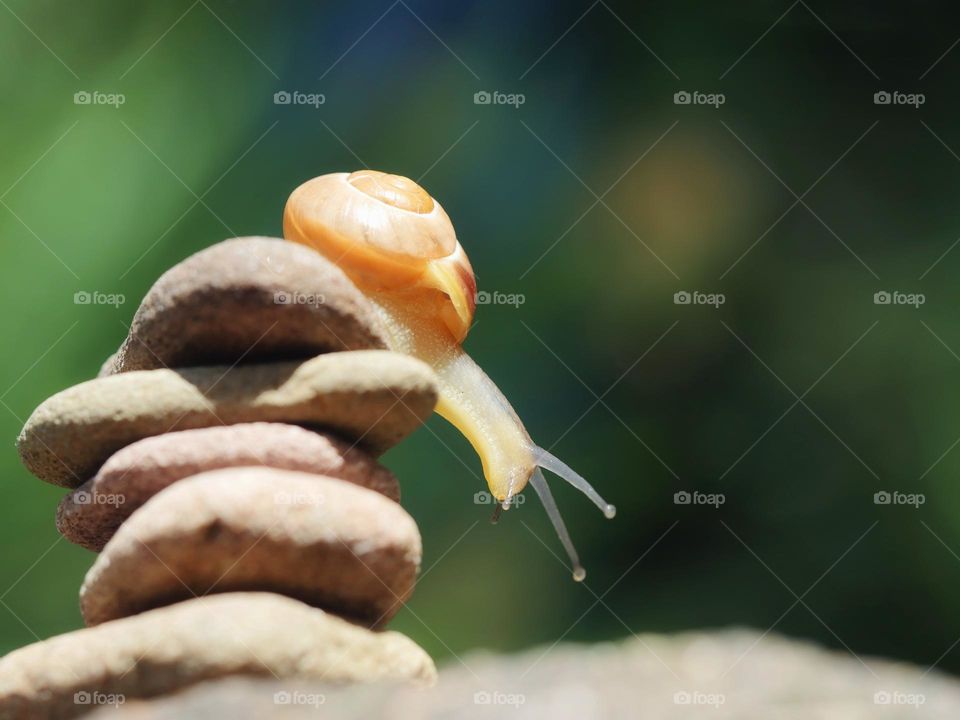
[2,0,959,677]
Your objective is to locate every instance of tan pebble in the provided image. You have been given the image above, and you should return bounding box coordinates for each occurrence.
[106,236,387,375]
[17,350,437,487]
[57,423,399,552]
[0,592,435,720]
[80,468,421,628]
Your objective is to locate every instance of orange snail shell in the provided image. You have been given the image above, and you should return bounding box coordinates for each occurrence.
[283,170,476,343]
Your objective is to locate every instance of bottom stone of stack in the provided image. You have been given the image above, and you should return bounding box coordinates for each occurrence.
[0,592,436,720]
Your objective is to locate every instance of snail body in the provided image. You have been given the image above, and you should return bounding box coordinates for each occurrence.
[283,171,614,579]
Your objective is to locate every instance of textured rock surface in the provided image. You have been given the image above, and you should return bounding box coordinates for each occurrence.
[0,593,436,720]
[18,350,438,487]
[57,423,399,552]
[80,468,421,627]
[105,236,387,375]
[88,629,960,720]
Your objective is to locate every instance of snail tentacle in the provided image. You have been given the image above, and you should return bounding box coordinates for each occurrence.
[532,446,617,519]
[529,469,586,582]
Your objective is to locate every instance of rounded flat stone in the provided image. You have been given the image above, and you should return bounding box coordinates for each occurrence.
[57,423,399,552]
[106,236,387,375]
[80,468,422,628]
[0,592,435,720]
[17,350,438,488]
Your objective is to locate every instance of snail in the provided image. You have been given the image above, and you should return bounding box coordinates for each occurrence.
[283,170,615,580]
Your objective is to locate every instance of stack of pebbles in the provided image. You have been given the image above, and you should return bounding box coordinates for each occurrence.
[2,237,440,719]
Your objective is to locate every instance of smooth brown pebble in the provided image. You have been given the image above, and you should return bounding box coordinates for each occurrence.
[105,236,387,375]
[17,350,437,488]
[0,592,435,720]
[80,468,421,628]
[57,423,399,552]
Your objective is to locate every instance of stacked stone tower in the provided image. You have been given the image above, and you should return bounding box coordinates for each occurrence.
[2,237,439,719]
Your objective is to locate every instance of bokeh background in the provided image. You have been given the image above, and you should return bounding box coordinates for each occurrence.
[1,0,959,678]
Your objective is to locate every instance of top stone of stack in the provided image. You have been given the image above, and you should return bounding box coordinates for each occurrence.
[105,236,389,374]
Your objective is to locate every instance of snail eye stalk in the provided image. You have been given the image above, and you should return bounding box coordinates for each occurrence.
[532,446,617,520]
[529,469,587,582]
